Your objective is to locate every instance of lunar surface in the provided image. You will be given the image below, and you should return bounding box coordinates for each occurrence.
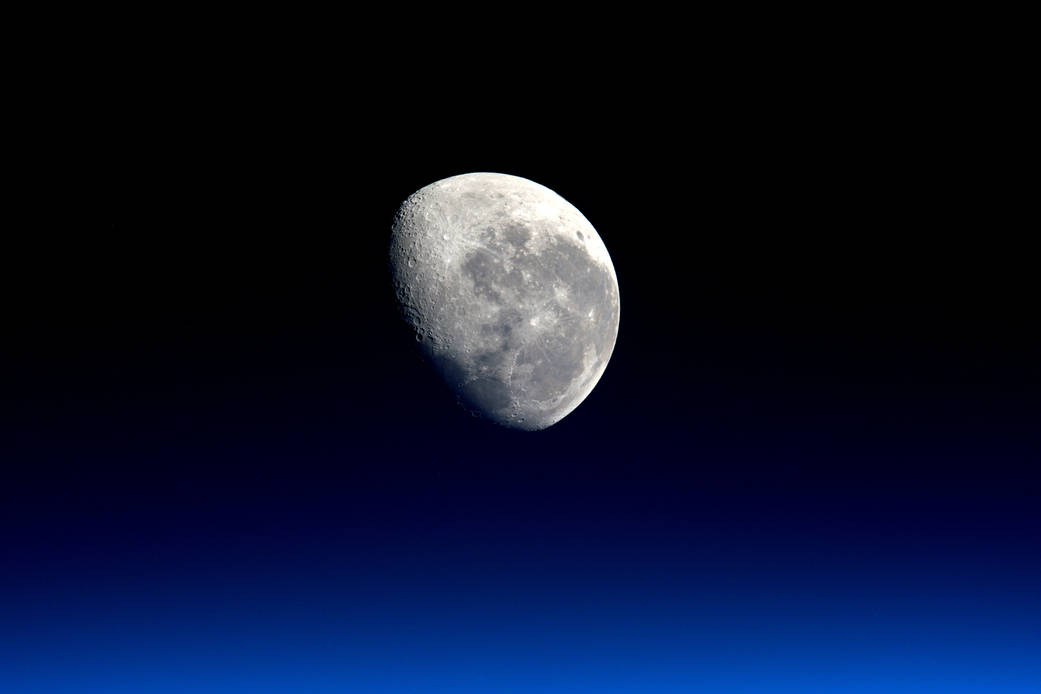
[389,172,620,431]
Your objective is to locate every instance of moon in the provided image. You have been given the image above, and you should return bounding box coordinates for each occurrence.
[389,172,620,431]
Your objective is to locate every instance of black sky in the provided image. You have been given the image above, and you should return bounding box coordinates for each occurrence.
[2,34,1039,692]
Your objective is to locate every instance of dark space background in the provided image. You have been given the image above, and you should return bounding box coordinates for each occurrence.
[3,28,1038,693]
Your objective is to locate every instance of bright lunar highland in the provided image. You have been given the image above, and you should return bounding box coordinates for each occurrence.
[389,172,620,431]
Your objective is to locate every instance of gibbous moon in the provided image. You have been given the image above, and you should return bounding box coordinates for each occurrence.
[389,172,620,430]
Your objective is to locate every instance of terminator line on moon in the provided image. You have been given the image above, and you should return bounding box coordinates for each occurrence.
[389,172,620,431]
